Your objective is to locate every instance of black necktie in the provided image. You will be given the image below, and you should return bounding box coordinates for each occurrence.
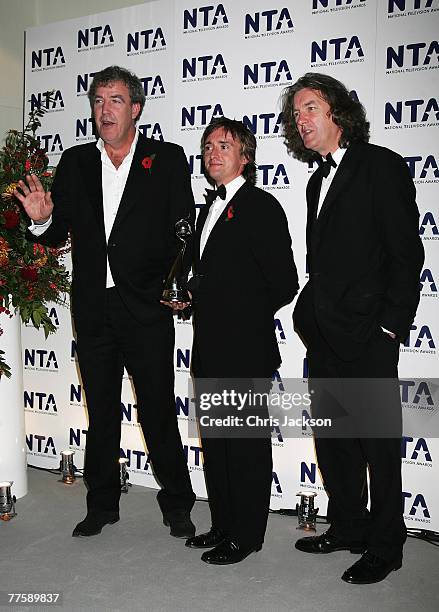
[319,152,337,178]
[204,184,227,206]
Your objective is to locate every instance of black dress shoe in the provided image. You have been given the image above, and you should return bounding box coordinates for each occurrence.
[295,531,366,554]
[341,551,402,584]
[186,527,226,549]
[163,509,195,538]
[72,511,119,537]
[201,539,261,565]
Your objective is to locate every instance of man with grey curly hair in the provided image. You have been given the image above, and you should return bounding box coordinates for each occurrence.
[281,72,424,585]
[17,65,196,540]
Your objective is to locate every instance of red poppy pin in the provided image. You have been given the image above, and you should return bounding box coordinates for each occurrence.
[141,154,156,173]
[225,204,234,221]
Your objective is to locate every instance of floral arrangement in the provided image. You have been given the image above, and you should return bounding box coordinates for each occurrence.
[0,96,70,377]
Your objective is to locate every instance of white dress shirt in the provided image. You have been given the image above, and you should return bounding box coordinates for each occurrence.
[200,175,245,257]
[316,147,346,217]
[30,130,140,288]
[98,130,139,287]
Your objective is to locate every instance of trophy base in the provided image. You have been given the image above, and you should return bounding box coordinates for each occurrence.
[162,289,190,303]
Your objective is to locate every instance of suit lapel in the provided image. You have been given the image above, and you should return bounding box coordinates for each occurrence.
[79,144,104,230]
[306,168,322,252]
[198,181,248,264]
[194,203,210,265]
[110,135,157,235]
[316,145,361,221]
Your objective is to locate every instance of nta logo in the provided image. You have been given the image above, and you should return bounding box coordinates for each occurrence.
[388,0,435,14]
[404,325,435,349]
[30,90,64,112]
[36,134,63,154]
[405,155,439,180]
[245,8,293,36]
[127,28,166,53]
[400,380,434,406]
[311,36,364,64]
[387,41,439,70]
[243,112,283,137]
[24,348,58,369]
[182,54,227,79]
[274,318,286,340]
[313,0,366,8]
[385,98,439,126]
[176,348,191,369]
[181,103,224,128]
[183,4,228,30]
[184,445,203,466]
[31,47,65,69]
[402,437,432,462]
[77,25,114,49]
[272,471,282,493]
[402,492,430,518]
[77,72,98,95]
[138,123,164,140]
[24,391,57,412]
[301,461,317,484]
[420,269,437,293]
[244,60,292,87]
[76,118,97,139]
[140,75,165,97]
[419,211,439,237]
[26,434,56,455]
[258,164,290,188]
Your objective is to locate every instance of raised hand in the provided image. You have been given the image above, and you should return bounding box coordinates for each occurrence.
[14,174,54,222]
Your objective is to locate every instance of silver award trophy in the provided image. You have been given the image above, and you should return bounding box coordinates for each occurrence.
[162,218,192,303]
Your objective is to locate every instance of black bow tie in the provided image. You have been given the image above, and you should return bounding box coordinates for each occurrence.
[318,153,337,178]
[204,184,226,206]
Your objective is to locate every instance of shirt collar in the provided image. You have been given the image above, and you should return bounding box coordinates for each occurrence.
[96,129,139,162]
[221,175,245,204]
[330,147,346,166]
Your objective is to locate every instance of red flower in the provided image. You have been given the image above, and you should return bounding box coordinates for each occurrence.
[226,204,234,221]
[141,154,156,172]
[2,209,20,229]
[33,243,45,255]
[25,159,32,171]
[20,266,39,281]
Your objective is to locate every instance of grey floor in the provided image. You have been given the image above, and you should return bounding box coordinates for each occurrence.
[1,468,437,612]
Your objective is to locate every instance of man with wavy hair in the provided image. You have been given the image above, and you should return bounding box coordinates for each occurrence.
[281,73,423,584]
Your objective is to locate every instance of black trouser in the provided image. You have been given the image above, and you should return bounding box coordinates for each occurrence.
[200,434,272,549]
[193,353,273,550]
[76,287,195,516]
[305,322,406,562]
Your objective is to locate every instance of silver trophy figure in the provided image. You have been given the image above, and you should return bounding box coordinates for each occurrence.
[162,218,192,303]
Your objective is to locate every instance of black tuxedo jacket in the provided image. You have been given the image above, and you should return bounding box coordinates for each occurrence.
[189,181,299,378]
[294,142,424,361]
[27,134,195,335]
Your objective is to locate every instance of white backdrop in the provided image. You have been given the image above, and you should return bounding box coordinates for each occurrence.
[22,0,438,531]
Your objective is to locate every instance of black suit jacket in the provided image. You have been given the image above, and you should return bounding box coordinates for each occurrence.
[189,181,299,378]
[294,142,424,361]
[27,134,195,335]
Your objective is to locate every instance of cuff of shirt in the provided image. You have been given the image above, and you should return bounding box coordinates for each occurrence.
[381,326,396,339]
[28,216,52,236]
